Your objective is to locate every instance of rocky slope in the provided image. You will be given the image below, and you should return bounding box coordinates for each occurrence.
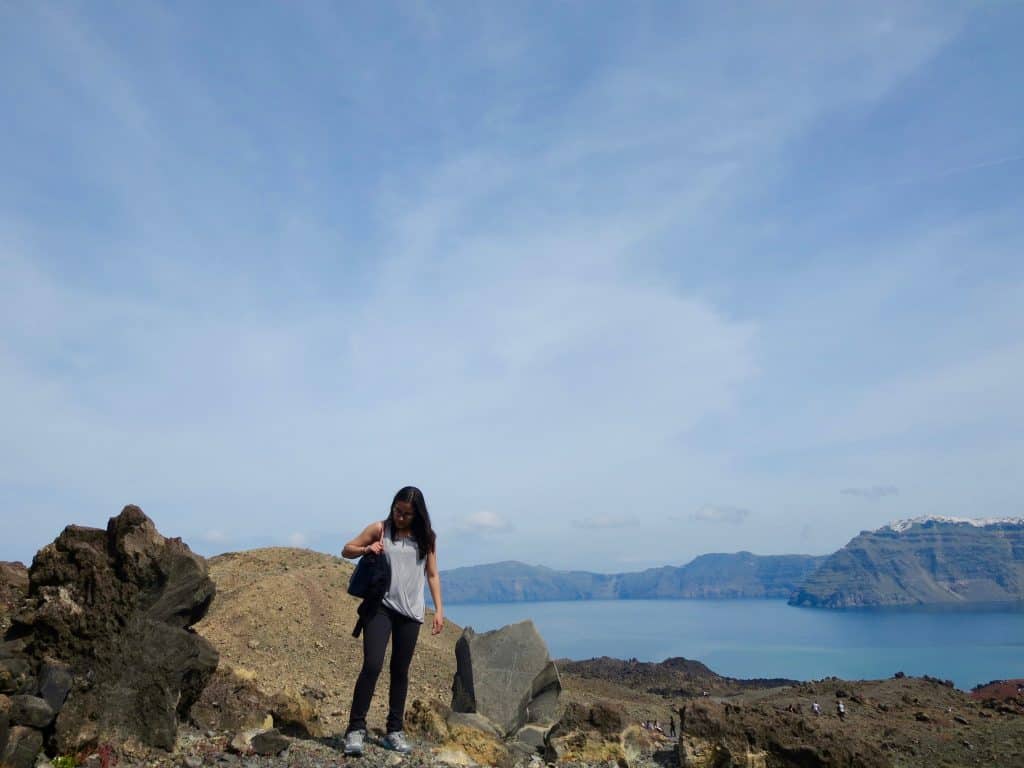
[790,516,1024,608]
[6,540,1024,767]
[442,552,826,604]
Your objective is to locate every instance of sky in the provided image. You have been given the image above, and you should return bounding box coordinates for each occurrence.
[1,1,1022,572]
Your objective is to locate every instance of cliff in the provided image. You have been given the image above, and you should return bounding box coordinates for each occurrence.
[441,552,826,604]
[789,516,1024,608]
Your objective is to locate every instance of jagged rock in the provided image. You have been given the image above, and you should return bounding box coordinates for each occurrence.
[8,696,54,728]
[0,725,43,768]
[450,620,561,737]
[36,664,71,715]
[11,505,218,755]
[250,728,289,755]
[0,659,33,695]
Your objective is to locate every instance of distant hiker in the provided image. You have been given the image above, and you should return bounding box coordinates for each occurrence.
[342,486,443,756]
[836,700,846,720]
[812,702,821,716]
[669,715,676,737]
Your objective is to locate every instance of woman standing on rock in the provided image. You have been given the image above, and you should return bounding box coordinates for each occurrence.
[341,486,443,756]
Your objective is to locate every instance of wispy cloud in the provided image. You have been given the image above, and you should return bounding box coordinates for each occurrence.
[841,485,900,501]
[2,1,1020,574]
[459,511,514,534]
[692,505,752,525]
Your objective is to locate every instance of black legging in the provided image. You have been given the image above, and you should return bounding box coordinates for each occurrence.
[347,605,422,734]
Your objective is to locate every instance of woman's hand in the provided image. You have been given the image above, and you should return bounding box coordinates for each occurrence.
[432,612,444,635]
[365,540,384,556]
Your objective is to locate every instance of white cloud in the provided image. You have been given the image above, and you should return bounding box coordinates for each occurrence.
[460,511,514,533]
[288,532,308,547]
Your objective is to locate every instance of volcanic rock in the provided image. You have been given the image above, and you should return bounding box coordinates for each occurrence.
[451,620,561,737]
[0,658,32,695]
[36,662,72,714]
[678,700,888,768]
[251,728,289,755]
[9,505,218,755]
[0,724,42,768]
[8,695,54,728]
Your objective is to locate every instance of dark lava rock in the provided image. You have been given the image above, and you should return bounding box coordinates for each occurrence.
[12,505,218,753]
[0,563,29,613]
[0,724,43,768]
[8,694,54,728]
[0,658,33,695]
[37,661,72,713]
[251,728,289,755]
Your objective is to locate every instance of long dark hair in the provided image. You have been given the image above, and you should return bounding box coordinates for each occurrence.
[387,485,436,561]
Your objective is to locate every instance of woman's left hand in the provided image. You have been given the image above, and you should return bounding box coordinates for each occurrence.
[432,612,444,635]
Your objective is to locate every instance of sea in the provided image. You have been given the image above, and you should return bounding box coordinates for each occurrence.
[444,599,1024,691]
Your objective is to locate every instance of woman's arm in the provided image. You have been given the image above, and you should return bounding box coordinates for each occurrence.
[342,521,384,559]
[425,549,443,635]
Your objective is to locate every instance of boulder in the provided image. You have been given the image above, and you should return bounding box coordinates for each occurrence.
[8,696,54,728]
[251,728,289,755]
[10,505,218,755]
[0,658,32,695]
[0,725,42,768]
[36,662,72,714]
[451,620,561,737]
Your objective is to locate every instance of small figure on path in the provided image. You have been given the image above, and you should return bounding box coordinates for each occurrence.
[836,700,846,720]
[669,715,676,737]
[812,702,821,716]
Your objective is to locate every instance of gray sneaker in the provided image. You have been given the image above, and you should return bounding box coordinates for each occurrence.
[343,729,365,756]
[381,731,412,753]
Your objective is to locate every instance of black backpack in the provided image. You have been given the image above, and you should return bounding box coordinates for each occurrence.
[347,538,392,637]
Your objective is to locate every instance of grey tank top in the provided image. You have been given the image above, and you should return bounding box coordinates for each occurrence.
[381,522,426,622]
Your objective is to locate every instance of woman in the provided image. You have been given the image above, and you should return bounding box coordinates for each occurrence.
[341,486,443,755]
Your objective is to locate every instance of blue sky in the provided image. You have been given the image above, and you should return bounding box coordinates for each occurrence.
[1,2,1022,572]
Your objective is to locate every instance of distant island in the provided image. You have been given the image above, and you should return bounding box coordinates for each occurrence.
[441,516,1024,609]
[440,552,826,603]
[790,516,1024,608]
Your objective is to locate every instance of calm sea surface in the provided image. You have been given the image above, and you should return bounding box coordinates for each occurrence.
[444,599,1024,690]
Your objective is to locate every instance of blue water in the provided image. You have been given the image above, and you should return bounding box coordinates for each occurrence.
[445,599,1024,690]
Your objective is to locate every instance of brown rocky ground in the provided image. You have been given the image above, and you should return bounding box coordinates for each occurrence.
[6,545,1024,767]
[193,547,463,737]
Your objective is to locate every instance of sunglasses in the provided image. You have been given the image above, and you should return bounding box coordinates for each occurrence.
[392,506,417,518]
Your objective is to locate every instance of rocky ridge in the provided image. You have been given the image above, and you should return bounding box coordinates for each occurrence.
[791,517,1024,608]
[442,553,825,604]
